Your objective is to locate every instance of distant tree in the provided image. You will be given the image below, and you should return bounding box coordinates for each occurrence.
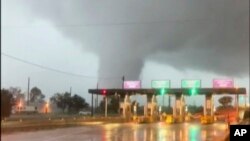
[50,92,71,113]
[188,105,203,114]
[30,87,45,103]
[99,97,105,112]
[9,87,22,97]
[137,106,144,115]
[196,106,204,113]
[8,87,25,106]
[1,89,14,119]
[164,106,173,114]
[70,94,89,113]
[108,96,120,113]
[219,96,233,107]
[99,96,120,114]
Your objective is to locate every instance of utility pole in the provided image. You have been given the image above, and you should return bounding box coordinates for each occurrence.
[97,83,99,104]
[120,76,125,114]
[96,83,99,113]
[105,96,108,117]
[95,97,97,113]
[122,76,125,89]
[27,77,30,106]
[91,93,94,117]
[236,89,239,122]
[234,86,239,122]
[70,87,72,96]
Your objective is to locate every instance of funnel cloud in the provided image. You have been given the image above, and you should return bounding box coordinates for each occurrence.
[20,0,248,86]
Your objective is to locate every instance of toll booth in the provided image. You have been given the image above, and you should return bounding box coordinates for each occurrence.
[201,93,214,124]
[88,87,246,123]
[174,94,185,123]
[144,95,158,122]
[144,95,158,116]
[204,94,214,116]
[120,94,132,119]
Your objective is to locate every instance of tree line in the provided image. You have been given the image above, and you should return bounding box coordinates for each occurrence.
[1,86,235,119]
[1,86,138,118]
[1,87,90,119]
[50,92,89,114]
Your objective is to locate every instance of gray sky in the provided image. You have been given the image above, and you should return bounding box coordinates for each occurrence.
[2,0,249,106]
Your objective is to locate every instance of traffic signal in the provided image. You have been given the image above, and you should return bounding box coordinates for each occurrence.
[102,89,107,96]
[161,88,165,95]
[190,88,197,96]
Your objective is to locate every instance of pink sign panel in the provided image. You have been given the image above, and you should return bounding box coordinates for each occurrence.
[213,79,234,88]
[123,81,141,89]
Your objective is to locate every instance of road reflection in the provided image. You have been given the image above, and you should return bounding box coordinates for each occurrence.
[102,122,227,141]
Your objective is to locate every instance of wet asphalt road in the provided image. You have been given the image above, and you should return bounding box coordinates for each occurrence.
[1,122,228,141]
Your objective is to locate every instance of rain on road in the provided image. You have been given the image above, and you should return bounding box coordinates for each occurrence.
[2,122,228,141]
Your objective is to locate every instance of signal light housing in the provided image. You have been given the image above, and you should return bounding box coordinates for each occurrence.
[190,88,197,96]
[161,88,165,95]
[102,89,107,96]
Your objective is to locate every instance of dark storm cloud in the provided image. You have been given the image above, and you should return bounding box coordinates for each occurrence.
[23,0,249,84]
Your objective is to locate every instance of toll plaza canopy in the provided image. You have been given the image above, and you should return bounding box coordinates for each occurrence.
[88,88,246,96]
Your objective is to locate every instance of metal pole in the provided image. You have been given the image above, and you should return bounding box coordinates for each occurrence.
[122,76,125,89]
[94,96,97,113]
[27,77,30,106]
[235,95,237,107]
[70,87,72,96]
[236,93,239,122]
[95,94,98,111]
[120,76,124,114]
[204,95,207,116]
[234,87,239,122]
[212,95,214,116]
[105,96,108,117]
[244,94,247,109]
[249,93,250,124]
[91,93,94,117]
[96,83,99,113]
[145,95,149,116]
[180,95,182,116]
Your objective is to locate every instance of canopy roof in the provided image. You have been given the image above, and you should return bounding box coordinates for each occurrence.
[88,88,246,96]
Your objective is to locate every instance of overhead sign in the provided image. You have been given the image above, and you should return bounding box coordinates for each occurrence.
[213,79,234,88]
[151,80,170,88]
[181,80,201,88]
[123,81,141,89]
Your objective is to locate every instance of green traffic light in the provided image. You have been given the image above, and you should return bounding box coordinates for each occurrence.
[190,88,197,96]
[161,88,165,95]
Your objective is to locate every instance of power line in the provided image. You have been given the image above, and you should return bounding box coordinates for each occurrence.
[2,18,213,28]
[1,52,120,80]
